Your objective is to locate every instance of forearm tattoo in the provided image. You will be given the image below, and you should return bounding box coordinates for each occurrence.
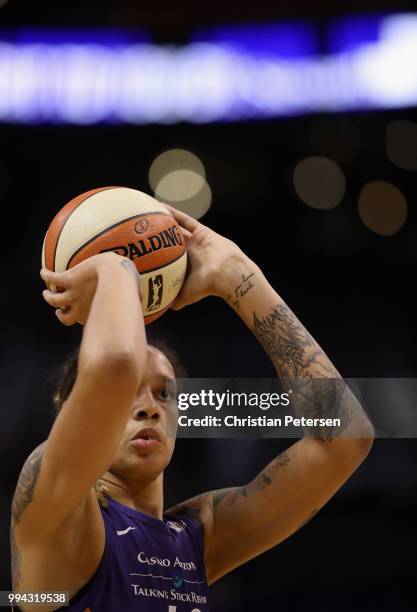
[252,305,336,378]
[10,444,44,589]
[226,272,255,311]
[252,304,361,440]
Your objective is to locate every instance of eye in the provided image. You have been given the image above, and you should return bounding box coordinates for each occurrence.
[157,388,174,402]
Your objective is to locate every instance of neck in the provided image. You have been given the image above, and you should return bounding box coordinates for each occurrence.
[99,471,164,520]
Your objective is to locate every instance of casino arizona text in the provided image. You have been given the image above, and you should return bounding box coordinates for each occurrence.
[99,224,183,260]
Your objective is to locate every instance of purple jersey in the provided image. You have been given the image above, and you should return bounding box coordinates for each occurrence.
[60,496,209,611]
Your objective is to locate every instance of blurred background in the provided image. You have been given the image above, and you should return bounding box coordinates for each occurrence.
[1,0,417,609]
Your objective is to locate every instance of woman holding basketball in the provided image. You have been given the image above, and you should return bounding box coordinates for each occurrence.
[10,203,373,611]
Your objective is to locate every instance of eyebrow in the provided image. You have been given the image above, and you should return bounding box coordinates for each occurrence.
[156,375,176,387]
[133,376,177,402]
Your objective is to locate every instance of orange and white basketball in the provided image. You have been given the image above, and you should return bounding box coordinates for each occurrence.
[42,186,187,324]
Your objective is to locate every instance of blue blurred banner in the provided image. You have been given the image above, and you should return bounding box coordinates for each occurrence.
[191,21,318,57]
[0,13,416,124]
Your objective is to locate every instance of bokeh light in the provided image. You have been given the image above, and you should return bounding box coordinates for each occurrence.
[358,181,407,236]
[149,148,211,219]
[0,0,10,7]
[386,120,417,171]
[149,149,205,192]
[154,169,205,202]
[293,156,346,210]
[157,181,212,220]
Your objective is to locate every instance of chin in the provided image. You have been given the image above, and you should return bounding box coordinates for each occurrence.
[123,451,171,479]
[111,441,175,478]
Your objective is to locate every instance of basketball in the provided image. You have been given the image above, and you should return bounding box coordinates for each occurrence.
[42,186,187,324]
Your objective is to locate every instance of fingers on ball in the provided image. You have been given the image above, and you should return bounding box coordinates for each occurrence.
[40,268,69,288]
[164,205,199,232]
[42,289,70,308]
[55,307,76,326]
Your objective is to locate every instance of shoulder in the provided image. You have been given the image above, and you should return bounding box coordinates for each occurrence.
[11,449,106,594]
[165,493,214,556]
[11,439,106,553]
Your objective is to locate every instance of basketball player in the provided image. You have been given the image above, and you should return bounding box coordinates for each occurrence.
[10,206,374,611]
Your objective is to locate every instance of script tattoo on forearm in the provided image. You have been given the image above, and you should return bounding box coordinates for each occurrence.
[251,303,359,440]
[226,272,255,311]
[10,444,45,589]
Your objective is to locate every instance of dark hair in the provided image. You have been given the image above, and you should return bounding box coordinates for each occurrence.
[52,337,186,416]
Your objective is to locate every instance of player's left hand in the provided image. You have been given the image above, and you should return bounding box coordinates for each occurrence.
[163,205,244,310]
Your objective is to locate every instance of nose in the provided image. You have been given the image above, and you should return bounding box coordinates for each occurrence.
[134,387,161,421]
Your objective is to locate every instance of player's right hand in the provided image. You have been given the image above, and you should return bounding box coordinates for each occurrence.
[40,252,126,326]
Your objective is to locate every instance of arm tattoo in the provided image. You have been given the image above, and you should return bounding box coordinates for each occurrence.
[226,272,255,311]
[252,304,361,440]
[10,444,45,590]
[120,259,140,288]
[12,445,44,524]
[241,451,291,497]
[167,496,204,531]
[252,304,332,378]
[211,452,291,509]
[212,490,230,507]
[10,524,22,590]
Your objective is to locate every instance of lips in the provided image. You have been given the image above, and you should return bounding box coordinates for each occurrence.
[131,427,161,442]
[130,427,162,451]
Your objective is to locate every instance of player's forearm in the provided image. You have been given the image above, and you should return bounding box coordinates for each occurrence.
[220,254,373,443]
[222,254,336,378]
[80,258,146,372]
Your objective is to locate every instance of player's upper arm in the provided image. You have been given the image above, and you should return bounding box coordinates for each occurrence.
[12,352,140,539]
[175,437,372,584]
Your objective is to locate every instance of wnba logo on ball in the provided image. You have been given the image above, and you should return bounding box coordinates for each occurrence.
[146,275,163,312]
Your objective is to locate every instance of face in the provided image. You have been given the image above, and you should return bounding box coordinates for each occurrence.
[109,346,178,482]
